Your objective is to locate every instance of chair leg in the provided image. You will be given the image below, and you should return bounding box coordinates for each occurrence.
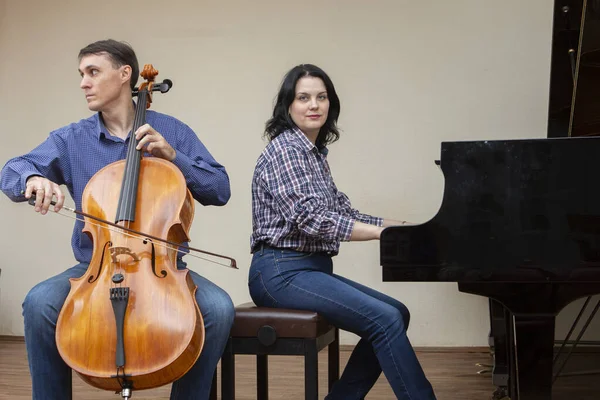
[257,354,269,399]
[209,369,217,400]
[328,328,340,391]
[221,338,235,400]
[304,339,318,400]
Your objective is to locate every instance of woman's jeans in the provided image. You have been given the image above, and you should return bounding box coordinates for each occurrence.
[22,260,234,400]
[248,245,436,400]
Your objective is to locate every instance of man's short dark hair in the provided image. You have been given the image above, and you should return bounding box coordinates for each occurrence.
[78,39,139,90]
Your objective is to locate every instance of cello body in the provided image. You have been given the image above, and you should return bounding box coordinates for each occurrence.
[55,66,204,391]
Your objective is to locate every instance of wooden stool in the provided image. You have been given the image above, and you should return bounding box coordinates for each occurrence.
[220,302,339,400]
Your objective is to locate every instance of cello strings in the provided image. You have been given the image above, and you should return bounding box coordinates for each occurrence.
[119,89,146,281]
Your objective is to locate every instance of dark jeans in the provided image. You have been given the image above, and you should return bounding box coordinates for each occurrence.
[22,260,234,400]
[248,245,436,400]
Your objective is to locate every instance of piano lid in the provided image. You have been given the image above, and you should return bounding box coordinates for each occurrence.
[380,135,600,283]
[547,0,600,137]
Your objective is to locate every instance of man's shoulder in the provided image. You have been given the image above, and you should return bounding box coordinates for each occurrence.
[146,110,188,129]
[50,114,99,140]
[146,110,197,141]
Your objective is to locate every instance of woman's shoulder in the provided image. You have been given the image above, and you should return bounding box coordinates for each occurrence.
[264,132,307,161]
[254,132,303,175]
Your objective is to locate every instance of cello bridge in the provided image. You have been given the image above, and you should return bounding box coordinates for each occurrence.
[110,247,140,264]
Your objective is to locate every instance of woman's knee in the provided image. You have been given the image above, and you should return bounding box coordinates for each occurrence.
[381,306,409,337]
[386,297,411,328]
[398,302,411,328]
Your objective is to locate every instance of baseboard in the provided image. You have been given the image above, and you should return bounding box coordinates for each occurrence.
[339,344,490,353]
[2,336,599,354]
[0,335,24,342]
[0,337,489,352]
[413,346,490,353]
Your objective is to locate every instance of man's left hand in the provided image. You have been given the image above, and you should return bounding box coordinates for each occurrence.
[135,124,176,161]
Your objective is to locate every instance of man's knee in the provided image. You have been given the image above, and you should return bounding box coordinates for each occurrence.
[22,264,86,322]
[218,295,235,329]
[22,284,58,324]
[201,289,235,335]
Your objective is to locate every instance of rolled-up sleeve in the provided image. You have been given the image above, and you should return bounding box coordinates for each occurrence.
[336,190,383,227]
[267,146,355,241]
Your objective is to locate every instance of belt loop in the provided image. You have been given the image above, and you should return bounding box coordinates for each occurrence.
[260,243,265,255]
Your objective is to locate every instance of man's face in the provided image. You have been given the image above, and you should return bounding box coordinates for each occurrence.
[78,53,130,112]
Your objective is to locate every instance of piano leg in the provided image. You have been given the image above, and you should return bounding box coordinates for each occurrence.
[489,299,510,388]
[476,299,494,375]
[511,314,555,400]
[486,299,512,400]
[507,312,517,399]
[458,282,600,400]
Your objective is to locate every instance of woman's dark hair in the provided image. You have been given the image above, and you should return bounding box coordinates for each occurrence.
[78,39,139,90]
[265,64,340,148]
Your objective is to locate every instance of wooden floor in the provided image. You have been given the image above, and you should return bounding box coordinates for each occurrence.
[0,339,597,399]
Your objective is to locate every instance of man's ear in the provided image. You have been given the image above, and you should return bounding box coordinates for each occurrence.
[121,65,132,86]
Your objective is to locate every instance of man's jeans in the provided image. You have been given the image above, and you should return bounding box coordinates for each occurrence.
[248,245,437,400]
[22,260,234,400]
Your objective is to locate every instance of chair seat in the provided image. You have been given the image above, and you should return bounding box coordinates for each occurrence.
[231,302,332,339]
[221,302,340,399]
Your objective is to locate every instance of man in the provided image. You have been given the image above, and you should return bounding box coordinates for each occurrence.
[0,39,234,399]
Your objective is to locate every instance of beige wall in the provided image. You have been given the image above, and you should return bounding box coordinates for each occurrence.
[1,0,599,346]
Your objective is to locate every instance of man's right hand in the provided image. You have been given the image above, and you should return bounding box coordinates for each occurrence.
[24,176,65,215]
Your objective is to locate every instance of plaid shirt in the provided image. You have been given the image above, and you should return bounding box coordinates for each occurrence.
[250,128,382,255]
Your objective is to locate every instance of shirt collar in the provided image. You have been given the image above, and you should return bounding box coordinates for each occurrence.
[95,113,109,141]
[94,101,140,143]
[288,127,329,156]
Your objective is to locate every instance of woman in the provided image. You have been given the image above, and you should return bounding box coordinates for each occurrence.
[248,64,436,400]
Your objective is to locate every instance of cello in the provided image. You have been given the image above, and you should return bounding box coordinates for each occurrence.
[52,64,218,398]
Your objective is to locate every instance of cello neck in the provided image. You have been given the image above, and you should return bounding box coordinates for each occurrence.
[114,88,149,224]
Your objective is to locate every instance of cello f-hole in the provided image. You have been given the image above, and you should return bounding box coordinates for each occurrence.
[88,241,112,284]
[143,238,167,278]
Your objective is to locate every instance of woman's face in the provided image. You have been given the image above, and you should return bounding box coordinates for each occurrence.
[289,76,329,141]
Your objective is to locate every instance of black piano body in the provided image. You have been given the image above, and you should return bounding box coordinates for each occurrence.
[382,136,600,285]
[380,1,600,399]
[381,137,600,400]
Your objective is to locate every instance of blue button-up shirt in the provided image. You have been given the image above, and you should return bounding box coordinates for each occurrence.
[1,110,230,263]
[250,128,381,255]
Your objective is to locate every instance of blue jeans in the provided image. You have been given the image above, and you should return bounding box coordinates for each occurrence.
[22,260,234,400]
[248,246,436,400]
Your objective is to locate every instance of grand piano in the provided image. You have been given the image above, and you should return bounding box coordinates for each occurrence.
[380,1,600,399]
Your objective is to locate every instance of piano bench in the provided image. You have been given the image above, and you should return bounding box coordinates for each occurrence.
[220,302,340,400]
